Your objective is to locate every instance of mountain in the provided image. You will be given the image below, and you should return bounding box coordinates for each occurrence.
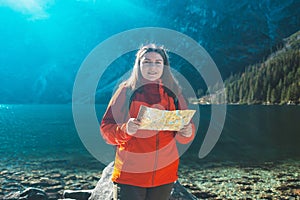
[142,0,300,76]
[224,30,300,105]
[0,0,300,103]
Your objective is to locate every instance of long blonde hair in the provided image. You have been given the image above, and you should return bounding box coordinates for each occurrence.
[123,44,181,96]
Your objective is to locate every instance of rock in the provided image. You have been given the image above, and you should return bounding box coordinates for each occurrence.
[2,182,24,191]
[3,188,48,200]
[46,192,60,200]
[45,185,64,193]
[170,181,199,200]
[87,162,198,200]
[19,187,48,200]
[291,188,300,196]
[0,170,10,175]
[88,162,114,200]
[3,191,21,200]
[39,178,61,187]
[64,175,77,181]
[50,173,62,179]
[63,190,92,200]
[189,190,217,199]
[240,186,252,191]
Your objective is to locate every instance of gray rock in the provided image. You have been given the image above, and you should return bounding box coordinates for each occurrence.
[88,162,114,200]
[170,181,198,200]
[19,187,48,200]
[3,191,21,200]
[3,187,48,200]
[63,190,92,200]
[88,162,198,200]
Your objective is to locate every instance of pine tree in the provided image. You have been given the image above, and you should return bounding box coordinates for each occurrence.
[270,88,277,103]
[223,30,299,105]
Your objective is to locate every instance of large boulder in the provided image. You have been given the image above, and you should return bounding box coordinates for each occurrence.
[88,162,198,200]
[88,162,114,200]
[3,187,48,200]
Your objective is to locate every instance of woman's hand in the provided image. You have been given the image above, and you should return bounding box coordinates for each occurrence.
[178,123,193,137]
[126,118,141,135]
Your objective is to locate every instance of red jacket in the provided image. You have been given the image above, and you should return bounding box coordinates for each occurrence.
[100,83,195,187]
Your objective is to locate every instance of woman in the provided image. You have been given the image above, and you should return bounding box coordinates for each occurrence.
[100,44,195,200]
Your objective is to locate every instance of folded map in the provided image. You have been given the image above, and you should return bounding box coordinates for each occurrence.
[137,105,196,131]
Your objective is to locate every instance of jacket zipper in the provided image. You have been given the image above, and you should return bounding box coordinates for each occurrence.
[152,132,159,186]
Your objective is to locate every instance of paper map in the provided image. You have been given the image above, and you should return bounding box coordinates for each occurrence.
[137,105,196,131]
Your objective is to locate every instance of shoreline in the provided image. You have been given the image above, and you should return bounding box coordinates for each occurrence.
[1,159,299,199]
[178,159,300,199]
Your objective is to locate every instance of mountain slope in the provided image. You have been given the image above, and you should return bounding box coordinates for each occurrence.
[225,30,300,105]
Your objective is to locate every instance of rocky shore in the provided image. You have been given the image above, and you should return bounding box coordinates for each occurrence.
[178,159,300,199]
[1,159,299,199]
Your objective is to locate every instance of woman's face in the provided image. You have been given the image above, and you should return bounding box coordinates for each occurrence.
[140,52,164,82]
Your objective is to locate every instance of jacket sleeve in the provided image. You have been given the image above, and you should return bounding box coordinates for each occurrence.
[174,93,196,144]
[100,86,132,145]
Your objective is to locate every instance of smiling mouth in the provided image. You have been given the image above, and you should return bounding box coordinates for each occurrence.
[148,72,157,75]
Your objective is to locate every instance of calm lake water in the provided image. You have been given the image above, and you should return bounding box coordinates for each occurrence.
[0,104,299,171]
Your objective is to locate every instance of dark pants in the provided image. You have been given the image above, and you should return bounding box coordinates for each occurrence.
[115,182,174,200]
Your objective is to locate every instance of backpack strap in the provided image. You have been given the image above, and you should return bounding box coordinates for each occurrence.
[173,96,179,110]
[125,86,179,111]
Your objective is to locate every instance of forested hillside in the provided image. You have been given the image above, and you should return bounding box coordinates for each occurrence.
[225,30,300,105]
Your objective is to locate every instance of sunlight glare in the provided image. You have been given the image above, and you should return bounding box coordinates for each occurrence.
[0,0,51,20]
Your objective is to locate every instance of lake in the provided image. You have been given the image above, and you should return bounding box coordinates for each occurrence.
[0,104,299,171]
